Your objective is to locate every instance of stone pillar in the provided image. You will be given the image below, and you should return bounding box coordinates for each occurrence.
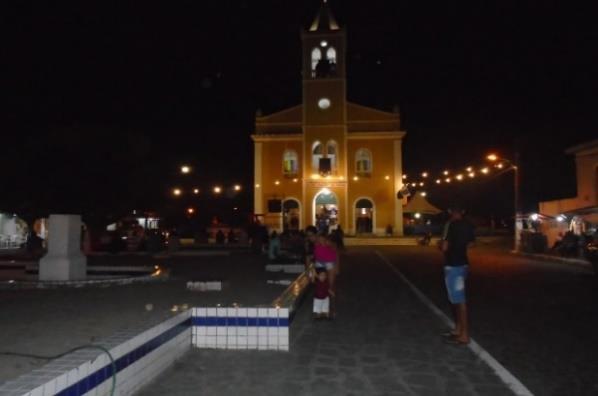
[393,139,404,236]
[39,214,87,281]
[254,142,263,216]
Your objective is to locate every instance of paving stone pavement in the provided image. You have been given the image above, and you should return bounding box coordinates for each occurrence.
[0,253,283,384]
[139,250,515,396]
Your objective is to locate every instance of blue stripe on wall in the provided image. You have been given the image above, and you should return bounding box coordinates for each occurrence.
[191,317,289,327]
[55,317,192,396]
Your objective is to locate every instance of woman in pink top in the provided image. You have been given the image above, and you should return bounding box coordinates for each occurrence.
[314,233,338,292]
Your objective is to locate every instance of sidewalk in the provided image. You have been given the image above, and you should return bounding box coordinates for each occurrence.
[139,250,515,396]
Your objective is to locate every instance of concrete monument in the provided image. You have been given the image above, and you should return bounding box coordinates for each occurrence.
[39,214,87,281]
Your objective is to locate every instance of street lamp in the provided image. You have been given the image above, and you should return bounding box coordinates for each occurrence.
[180,165,191,174]
[487,153,521,251]
[173,188,182,196]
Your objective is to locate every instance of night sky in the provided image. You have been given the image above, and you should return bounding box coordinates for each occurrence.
[3,1,597,224]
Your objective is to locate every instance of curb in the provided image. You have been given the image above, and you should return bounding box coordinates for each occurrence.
[511,251,593,270]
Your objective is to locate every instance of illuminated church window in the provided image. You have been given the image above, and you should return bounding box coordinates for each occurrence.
[356,148,372,175]
[283,150,299,176]
[327,140,338,173]
[312,141,323,171]
[326,47,336,64]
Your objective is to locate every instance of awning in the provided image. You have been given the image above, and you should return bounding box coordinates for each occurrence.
[563,206,598,224]
[403,194,442,215]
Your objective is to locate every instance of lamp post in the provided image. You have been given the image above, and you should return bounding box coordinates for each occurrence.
[487,153,521,251]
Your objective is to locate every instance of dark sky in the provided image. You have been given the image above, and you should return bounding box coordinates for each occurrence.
[2,1,597,222]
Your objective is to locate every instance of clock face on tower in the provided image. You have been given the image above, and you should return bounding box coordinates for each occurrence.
[318,98,331,109]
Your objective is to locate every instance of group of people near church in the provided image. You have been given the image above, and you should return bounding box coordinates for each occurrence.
[304,225,344,320]
[260,208,475,344]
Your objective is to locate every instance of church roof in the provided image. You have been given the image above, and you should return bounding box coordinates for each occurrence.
[254,102,401,135]
[309,0,340,32]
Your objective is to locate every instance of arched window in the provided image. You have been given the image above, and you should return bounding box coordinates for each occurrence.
[355,148,372,175]
[282,150,298,176]
[326,140,338,173]
[311,48,322,75]
[312,141,323,172]
[326,47,337,64]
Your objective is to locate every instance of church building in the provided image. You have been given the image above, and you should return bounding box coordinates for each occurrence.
[251,1,406,235]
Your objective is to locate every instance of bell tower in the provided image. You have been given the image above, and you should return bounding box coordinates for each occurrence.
[301,0,347,177]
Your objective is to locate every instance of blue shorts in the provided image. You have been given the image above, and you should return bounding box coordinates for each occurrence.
[444,265,468,304]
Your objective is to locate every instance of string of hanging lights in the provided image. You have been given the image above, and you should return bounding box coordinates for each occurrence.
[401,154,514,195]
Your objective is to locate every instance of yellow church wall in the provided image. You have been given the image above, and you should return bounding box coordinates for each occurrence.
[347,139,398,233]
[259,140,303,210]
[303,82,345,126]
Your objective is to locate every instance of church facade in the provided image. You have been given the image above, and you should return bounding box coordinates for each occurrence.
[251,2,406,235]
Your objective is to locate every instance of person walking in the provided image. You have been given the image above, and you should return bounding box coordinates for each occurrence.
[311,268,334,320]
[441,207,475,345]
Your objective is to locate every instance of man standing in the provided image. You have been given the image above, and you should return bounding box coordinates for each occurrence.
[442,207,475,345]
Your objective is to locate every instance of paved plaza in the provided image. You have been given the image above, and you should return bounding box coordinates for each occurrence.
[3,243,598,395]
[139,249,514,396]
[0,253,284,384]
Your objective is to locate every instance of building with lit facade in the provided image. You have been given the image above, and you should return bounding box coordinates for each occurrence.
[251,2,406,235]
[539,139,598,246]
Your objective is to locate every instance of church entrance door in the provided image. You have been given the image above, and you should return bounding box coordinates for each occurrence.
[314,189,338,234]
[355,198,374,234]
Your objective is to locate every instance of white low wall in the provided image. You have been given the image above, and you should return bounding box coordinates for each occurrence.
[192,307,289,351]
[0,267,310,395]
[0,311,192,396]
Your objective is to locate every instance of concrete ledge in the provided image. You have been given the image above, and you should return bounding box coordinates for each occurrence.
[191,307,289,351]
[0,311,192,396]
